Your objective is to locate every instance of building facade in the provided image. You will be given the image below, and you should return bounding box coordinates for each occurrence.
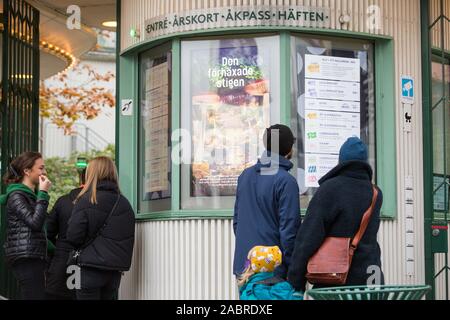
[116,0,450,300]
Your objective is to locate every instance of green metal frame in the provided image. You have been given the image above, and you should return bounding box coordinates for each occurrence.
[0,0,40,300]
[171,38,181,211]
[374,38,397,219]
[306,285,431,300]
[422,0,434,300]
[280,31,291,127]
[432,0,449,300]
[117,54,139,210]
[118,27,398,222]
[136,41,172,213]
[422,0,450,300]
[115,0,121,171]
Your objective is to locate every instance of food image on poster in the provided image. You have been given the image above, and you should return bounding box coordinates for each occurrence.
[189,44,272,197]
[304,53,362,188]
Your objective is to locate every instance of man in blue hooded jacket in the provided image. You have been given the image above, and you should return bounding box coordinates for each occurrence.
[233,124,302,280]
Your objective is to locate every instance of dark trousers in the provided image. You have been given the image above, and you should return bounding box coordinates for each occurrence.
[76,267,122,300]
[11,258,46,300]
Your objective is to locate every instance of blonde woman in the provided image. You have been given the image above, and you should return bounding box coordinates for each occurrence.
[66,157,135,300]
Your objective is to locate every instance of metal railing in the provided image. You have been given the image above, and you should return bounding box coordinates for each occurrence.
[42,122,111,158]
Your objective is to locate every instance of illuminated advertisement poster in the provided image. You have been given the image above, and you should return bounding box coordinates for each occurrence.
[304,54,361,187]
[189,44,273,197]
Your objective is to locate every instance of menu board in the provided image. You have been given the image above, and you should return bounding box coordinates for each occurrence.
[189,45,272,197]
[304,54,361,187]
[143,61,170,194]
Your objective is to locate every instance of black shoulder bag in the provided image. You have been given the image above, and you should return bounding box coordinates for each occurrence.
[67,194,121,267]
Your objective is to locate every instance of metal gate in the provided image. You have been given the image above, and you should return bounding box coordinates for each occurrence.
[0,0,40,299]
[422,0,450,300]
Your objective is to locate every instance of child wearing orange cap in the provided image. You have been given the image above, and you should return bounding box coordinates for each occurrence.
[238,246,303,300]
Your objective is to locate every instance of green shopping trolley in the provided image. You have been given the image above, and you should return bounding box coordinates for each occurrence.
[306,285,431,300]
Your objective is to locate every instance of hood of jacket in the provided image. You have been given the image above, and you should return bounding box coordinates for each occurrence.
[254,151,294,174]
[0,183,47,205]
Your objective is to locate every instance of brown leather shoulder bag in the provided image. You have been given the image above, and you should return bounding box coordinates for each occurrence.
[305,186,378,286]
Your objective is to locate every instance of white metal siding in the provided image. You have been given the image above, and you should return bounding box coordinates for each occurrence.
[120,220,239,300]
[430,0,450,51]
[121,0,432,51]
[118,0,450,299]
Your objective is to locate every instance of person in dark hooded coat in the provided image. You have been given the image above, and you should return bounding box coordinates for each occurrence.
[288,137,384,292]
[45,169,86,300]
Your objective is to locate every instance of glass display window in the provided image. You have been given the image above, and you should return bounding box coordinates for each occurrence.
[290,35,376,210]
[139,44,172,212]
[180,35,281,210]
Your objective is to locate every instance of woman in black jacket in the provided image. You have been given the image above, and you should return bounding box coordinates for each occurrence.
[288,137,384,292]
[66,156,135,300]
[0,152,52,300]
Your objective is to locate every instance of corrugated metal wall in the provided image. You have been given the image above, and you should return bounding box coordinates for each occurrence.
[121,0,428,50]
[118,0,450,299]
[430,0,450,51]
[120,220,239,300]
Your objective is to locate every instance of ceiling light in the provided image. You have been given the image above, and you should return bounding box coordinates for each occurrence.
[102,21,117,28]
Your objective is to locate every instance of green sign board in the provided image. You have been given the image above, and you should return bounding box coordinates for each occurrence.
[76,157,88,169]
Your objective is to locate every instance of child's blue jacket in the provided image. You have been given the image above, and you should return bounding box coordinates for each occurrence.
[239,272,303,300]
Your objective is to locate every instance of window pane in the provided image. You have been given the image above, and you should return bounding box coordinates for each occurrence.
[181,35,280,210]
[139,45,172,213]
[431,60,450,217]
[290,35,376,211]
[431,61,450,175]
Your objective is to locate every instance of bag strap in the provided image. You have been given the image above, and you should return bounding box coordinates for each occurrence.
[350,185,378,251]
[80,193,121,250]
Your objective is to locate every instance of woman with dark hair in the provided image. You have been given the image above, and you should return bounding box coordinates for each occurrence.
[66,157,135,300]
[0,152,52,300]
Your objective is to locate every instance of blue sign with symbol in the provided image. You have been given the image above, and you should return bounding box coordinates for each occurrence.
[401,76,415,104]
